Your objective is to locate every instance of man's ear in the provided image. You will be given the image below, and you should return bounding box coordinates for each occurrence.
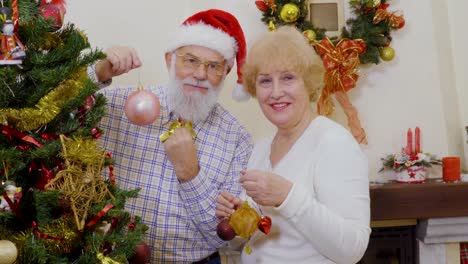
[165,52,172,71]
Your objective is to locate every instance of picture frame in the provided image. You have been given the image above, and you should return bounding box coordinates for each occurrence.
[307,0,345,37]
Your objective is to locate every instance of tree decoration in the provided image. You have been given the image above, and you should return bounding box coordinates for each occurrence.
[45,135,114,231]
[255,0,405,144]
[0,1,147,262]
[0,0,25,65]
[39,0,67,29]
[0,240,17,264]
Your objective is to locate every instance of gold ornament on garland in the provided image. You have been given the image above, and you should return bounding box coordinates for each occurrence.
[0,68,88,131]
[45,135,115,231]
[303,29,316,42]
[268,20,276,31]
[255,0,405,144]
[380,46,395,61]
[279,3,299,23]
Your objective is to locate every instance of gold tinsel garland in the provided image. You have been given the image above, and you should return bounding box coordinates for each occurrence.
[0,68,87,132]
[45,135,114,231]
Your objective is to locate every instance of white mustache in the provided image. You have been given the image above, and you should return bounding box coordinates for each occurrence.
[182,79,214,90]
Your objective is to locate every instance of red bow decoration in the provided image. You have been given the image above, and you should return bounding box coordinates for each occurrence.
[315,38,368,144]
[255,0,277,12]
[373,4,405,29]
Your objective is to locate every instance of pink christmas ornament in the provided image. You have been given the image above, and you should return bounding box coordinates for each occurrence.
[124,85,160,126]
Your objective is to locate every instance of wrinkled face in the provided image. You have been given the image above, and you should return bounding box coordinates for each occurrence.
[165,45,227,122]
[166,45,226,96]
[255,68,312,129]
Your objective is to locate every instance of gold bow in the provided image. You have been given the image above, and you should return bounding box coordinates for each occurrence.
[159,120,196,143]
[315,37,368,144]
[373,5,405,29]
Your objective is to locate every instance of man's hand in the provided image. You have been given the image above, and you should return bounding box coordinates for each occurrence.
[163,126,199,182]
[95,46,142,82]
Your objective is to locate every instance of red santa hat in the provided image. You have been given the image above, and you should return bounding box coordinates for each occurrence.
[167,9,250,101]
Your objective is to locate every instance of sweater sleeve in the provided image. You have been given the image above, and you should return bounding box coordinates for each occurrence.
[275,130,371,264]
[178,127,253,248]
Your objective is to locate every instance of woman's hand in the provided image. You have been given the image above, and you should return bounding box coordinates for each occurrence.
[240,170,292,207]
[215,191,243,219]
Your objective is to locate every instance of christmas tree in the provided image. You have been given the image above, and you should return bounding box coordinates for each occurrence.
[0,1,147,263]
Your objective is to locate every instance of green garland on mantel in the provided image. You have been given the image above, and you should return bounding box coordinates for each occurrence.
[255,0,405,64]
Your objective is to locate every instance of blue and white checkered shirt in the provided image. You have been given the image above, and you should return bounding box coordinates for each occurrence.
[97,85,253,263]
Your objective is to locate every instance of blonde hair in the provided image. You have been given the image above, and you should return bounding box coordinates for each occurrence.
[242,26,324,101]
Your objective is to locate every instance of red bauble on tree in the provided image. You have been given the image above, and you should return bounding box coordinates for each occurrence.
[128,242,151,264]
[40,0,67,29]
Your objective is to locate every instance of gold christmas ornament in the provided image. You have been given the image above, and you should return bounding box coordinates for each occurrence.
[303,29,317,41]
[45,135,114,231]
[380,46,395,61]
[39,218,81,254]
[279,3,300,23]
[0,240,17,264]
[372,0,382,7]
[228,202,260,239]
[268,20,276,31]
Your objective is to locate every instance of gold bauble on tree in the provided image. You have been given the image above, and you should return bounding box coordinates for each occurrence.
[303,29,316,41]
[0,240,17,264]
[279,3,300,23]
[372,0,381,7]
[380,46,395,61]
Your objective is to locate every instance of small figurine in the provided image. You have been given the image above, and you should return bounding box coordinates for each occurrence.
[0,183,18,212]
[0,19,25,65]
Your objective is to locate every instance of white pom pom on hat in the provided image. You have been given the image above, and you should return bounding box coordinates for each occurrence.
[167,9,250,101]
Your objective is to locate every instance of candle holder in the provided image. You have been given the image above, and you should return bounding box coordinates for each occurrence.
[442,156,461,182]
[379,127,442,183]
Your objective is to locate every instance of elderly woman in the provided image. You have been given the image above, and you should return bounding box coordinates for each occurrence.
[216,26,370,264]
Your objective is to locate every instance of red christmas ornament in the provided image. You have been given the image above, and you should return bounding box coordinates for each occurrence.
[216,219,236,241]
[258,216,272,235]
[124,85,160,126]
[128,242,151,264]
[40,3,64,29]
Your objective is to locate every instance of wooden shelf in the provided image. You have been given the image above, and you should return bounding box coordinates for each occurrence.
[370,179,468,221]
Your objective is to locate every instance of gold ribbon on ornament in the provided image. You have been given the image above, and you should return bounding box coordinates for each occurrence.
[159,120,196,143]
[373,4,405,29]
[315,37,368,144]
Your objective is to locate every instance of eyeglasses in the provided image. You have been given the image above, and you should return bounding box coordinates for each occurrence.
[175,53,226,77]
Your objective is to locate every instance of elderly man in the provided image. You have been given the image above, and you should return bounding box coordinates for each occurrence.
[91,9,253,263]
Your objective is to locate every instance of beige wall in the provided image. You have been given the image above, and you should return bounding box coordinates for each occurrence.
[66,0,468,181]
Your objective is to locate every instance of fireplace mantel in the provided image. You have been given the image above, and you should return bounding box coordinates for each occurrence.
[370,179,468,221]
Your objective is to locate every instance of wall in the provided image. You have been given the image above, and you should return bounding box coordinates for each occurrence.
[66,0,468,181]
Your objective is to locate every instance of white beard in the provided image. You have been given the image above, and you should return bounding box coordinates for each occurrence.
[166,58,224,123]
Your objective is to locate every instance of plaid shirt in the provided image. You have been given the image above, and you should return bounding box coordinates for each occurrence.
[97,85,253,263]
